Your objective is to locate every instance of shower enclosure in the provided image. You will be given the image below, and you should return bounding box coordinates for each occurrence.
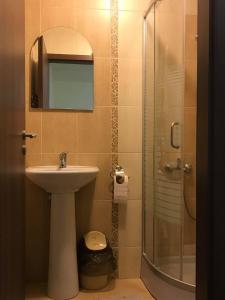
[142,0,197,299]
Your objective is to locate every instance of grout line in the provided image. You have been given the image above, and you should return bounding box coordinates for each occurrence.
[39,0,42,33]
[35,152,143,155]
[94,105,142,108]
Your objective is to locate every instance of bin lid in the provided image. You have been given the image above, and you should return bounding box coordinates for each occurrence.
[84,231,107,251]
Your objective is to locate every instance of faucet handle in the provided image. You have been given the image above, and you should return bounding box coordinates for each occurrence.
[59,152,67,159]
[59,152,68,168]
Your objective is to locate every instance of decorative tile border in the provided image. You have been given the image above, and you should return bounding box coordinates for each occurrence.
[111,0,119,107]
[112,59,119,106]
[111,0,119,59]
[111,0,119,258]
[112,107,118,153]
[112,247,119,277]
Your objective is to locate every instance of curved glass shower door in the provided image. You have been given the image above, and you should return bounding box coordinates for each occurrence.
[143,0,196,290]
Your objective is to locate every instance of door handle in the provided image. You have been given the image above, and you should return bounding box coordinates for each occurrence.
[170,122,180,149]
[22,130,37,139]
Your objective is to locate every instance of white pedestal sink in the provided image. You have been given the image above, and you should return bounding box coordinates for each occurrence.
[26,165,99,300]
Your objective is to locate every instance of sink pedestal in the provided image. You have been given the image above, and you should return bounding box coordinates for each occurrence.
[25,165,99,299]
[48,193,78,300]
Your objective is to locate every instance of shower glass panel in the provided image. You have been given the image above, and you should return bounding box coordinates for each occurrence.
[143,0,196,289]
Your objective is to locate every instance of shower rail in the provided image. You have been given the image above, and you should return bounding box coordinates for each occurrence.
[144,0,162,19]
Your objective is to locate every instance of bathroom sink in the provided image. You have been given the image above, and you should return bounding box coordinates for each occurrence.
[25,165,99,300]
[26,165,99,193]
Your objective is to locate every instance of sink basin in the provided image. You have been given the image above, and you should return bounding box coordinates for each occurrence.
[26,165,99,193]
[25,165,99,300]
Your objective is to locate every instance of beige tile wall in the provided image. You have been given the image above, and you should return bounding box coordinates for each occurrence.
[25,0,113,282]
[25,0,145,282]
[117,3,145,279]
[25,0,196,284]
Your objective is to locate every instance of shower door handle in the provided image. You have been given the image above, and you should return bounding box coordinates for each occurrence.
[170,122,180,149]
[22,130,37,139]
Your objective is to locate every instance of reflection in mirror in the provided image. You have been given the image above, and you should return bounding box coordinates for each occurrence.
[30,27,94,111]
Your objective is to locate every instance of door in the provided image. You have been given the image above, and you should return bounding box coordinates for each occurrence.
[142,0,196,299]
[143,0,186,279]
[0,0,25,299]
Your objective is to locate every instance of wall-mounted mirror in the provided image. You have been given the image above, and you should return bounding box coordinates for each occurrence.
[31,27,94,110]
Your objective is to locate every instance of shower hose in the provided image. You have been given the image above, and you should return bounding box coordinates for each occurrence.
[183,180,196,221]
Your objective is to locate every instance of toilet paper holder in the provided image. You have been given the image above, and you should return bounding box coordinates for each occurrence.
[110,165,126,184]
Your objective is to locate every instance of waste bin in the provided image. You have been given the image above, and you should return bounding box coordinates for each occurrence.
[78,231,116,290]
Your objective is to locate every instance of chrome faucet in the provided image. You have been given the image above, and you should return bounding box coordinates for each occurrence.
[163,158,192,174]
[59,152,67,168]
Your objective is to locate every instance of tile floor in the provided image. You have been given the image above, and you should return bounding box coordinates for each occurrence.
[26,279,155,300]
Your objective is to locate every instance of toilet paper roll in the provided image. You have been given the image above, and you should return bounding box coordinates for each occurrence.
[113,175,128,203]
